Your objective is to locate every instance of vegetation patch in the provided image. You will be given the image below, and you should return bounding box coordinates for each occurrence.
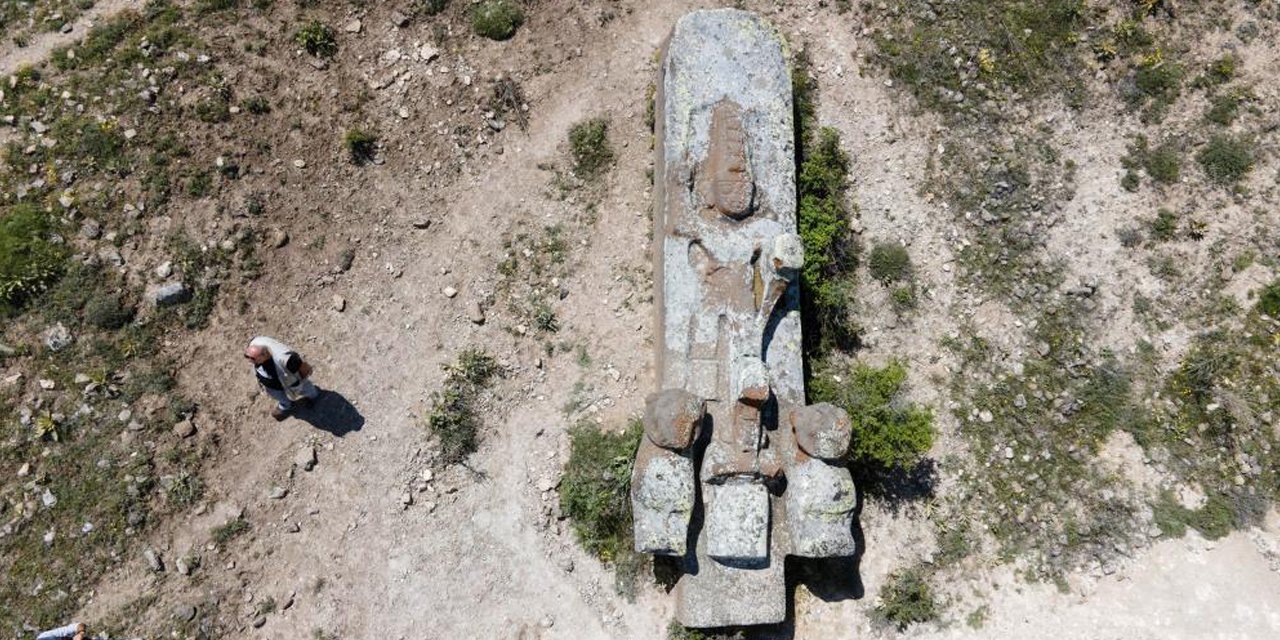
[868,242,913,285]
[1196,134,1255,185]
[426,349,500,465]
[0,204,68,314]
[810,360,934,470]
[471,0,523,41]
[568,118,614,181]
[344,128,379,165]
[560,419,644,596]
[295,20,337,58]
[1122,136,1181,187]
[796,127,858,352]
[875,566,939,631]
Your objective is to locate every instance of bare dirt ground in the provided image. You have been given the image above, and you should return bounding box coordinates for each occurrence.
[3,0,1280,638]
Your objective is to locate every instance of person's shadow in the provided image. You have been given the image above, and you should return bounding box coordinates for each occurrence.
[292,389,364,437]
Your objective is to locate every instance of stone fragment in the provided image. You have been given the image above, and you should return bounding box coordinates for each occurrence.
[148,282,191,307]
[144,547,164,572]
[790,403,850,461]
[442,286,458,298]
[643,389,704,450]
[467,301,485,325]
[331,295,346,312]
[173,420,196,438]
[295,446,317,472]
[173,604,196,622]
[784,459,857,557]
[631,452,695,555]
[268,228,289,248]
[43,323,73,351]
[268,486,288,500]
[344,19,362,33]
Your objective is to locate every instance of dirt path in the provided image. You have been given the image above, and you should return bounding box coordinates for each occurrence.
[0,0,139,76]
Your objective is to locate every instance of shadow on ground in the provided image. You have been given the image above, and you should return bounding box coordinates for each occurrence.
[292,389,364,437]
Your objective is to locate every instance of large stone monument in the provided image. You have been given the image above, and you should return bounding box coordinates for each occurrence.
[631,8,859,628]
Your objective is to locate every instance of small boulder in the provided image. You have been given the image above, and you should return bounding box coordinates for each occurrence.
[144,547,164,572]
[294,446,317,472]
[173,420,196,438]
[643,389,705,450]
[148,282,191,307]
[43,323,73,352]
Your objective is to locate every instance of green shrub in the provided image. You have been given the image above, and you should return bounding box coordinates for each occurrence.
[196,0,238,14]
[471,0,523,40]
[0,205,67,312]
[666,622,745,640]
[1143,143,1180,184]
[876,567,939,630]
[560,418,642,561]
[568,118,613,180]
[1197,134,1254,185]
[810,360,934,469]
[427,349,499,465]
[1205,93,1240,126]
[344,128,378,165]
[1149,208,1178,242]
[891,285,917,312]
[295,20,337,57]
[797,127,858,351]
[1256,281,1280,317]
[868,242,912,284]
[85,293,135,329]
[414,0,449,16]
[242,96,271,114]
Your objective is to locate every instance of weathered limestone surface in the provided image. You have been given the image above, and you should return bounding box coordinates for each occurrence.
[632,8,860,628]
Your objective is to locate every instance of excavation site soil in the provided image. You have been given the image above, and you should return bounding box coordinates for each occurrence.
[1,1,1279,639]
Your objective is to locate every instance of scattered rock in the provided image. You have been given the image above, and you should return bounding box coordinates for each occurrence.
[17,462,29,477]
[293,159,306,169]
[80,219,101,239]
[38,378,55,390]
[419,45,439,62]
[173,420,196,438]
[412,219,432,229]
[390,10,409,27]
[1003,446,1014,460]
[1013,394,1027,409]
[41,488,57,507]
[286,522,301,533]
[43,323,73,352]
[536,477,559,493]
[144,547,164,572]
[148,282,192,307]
[468,301,486,325]
[252,616,266,629]
[331,295,346,312]
[169,603,197,623]
[978,410,994,423]
[176,556,191,575]
[442,286,458,298]
[401,492,414,507]
[155,261,173,279]
[268,228,289,248]
[295,446,317,472]
[344,19,362,33]
[268,486,288,500]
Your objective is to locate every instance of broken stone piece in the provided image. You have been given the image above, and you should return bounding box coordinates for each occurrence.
[643,389,705,450]
[790,403,851,461]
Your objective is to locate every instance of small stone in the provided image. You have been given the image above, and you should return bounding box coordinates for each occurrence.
[487,118,505,132]
[173,604,197,622]
[344,19,362,33]
[331,295,346,312]
[155,261,173,279]
[286,522,301,533]
[42,488,57,507]
[401,492,413,507]
[442,286,458,298]
[398,106,410,119]
[74,373,91,384]
[43,323,73,351]
[537,477,558,493]
[268,229,289,248]
[390,11,410,27]
[468,301,485,325]
[176,557,191,575]
[295,446,317,472]
[144,547,164,572]
[1013,394,1027,409]
[978,410,994,423]
[1003,446,1014,460]
[80,219,102,239]
[412,219,432,229]
[1036,342,1051,357]
[38,378,56,390]
[173,420,196,438]
[253,616,266,629]
[148,282,191,307]
[124,128,137,140]
[421,468,434,482]
[293,159,306,169]
[17,463,30,477]
[268,486,288,500]
[419,45,439,62]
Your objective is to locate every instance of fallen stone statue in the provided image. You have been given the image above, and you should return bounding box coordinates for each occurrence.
[631,8,859,629]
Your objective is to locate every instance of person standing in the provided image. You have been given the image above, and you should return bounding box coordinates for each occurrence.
[244,336,320,420]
